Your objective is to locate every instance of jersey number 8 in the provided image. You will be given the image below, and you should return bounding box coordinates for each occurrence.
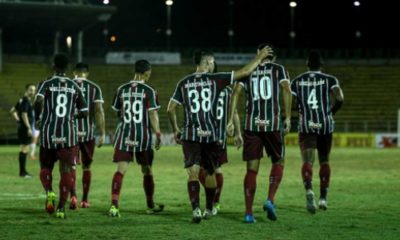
[55,93,68,118]
[123,100,143,124]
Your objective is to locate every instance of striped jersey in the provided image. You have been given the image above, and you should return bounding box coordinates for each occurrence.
[291,71,340,134]
[112,80,160,152]
[215,86,232,148]
[36,75,88,149]
[171,72,233,143]
[239,62,289,132]
[73,78,104,142]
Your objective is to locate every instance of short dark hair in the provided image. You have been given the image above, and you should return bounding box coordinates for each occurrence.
[257,43,275,60]
[25,83,35,90]
[135,60,151,74]
[193,49,214,65]
[307,51,323,70]
[53,53,69,71]
[75,62,89,72]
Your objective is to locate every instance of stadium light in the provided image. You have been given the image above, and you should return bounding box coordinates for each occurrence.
[110,35,117,42]
[103,0,110,5]
[354,1,360,7]
[289,1,297,8]
[355,30,362,38]
[66,36,72,48]
[165,0,173,6]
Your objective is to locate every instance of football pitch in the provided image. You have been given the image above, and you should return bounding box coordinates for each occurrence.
[0,145,399,240]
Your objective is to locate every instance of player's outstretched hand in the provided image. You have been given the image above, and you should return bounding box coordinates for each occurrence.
[227,121,234,137]
[283,118,291,135]
[258,46,274,60]
[155,134,161,150]
[234,134,243,149]
[97,134,105,148]
[174,131,182,144]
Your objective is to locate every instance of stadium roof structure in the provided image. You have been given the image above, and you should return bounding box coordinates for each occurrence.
[0,1,117,31]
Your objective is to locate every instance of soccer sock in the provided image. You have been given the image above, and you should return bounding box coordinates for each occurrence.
[70,168,77,198]
[187,181,200,210]
[58,172,72,209]
[244,169,258,215]
[82,170,91,201]
[30,143,36,157]
[214,173,224,204]
[111,172,124,208]
[143,175,155,209]
[40,168,53,192]
[267,164,284,202]
[18,152,27,175]
[319,163,331,199]
[205,187,216,210]
[198,168,206,187]
[302,162,313,190]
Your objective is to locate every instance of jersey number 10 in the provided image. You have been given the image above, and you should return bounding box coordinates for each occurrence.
[251,76,272,100]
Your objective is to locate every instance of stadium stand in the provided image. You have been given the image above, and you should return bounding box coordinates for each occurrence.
[1,62,399,141]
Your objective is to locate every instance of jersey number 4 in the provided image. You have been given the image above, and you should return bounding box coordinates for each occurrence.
[307,89,319,109]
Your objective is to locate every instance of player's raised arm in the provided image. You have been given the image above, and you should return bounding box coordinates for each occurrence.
[227,83,244,136]
[232,46,273,81]
[331,82,344,115]
[95,102,106,147]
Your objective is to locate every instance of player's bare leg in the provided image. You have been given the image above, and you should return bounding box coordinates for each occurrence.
[187,164,202,223]
[56,160,73,219]
[264,158,284,221]
[81,165,91,208]
[318,152,330,210]
[301,149,317,214]
[141,165,164,214]
[69,165,78,210]
[203,171,217,219]
[109,162,129,217]
[29,134,38,160]
[198,167,206,187]
[212,167,224,215]
[244,159,260,223]
[19,145,31,178]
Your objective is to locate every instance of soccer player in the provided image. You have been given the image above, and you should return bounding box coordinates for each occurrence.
[167,47,272,223]
[109,60,163,218]
[10,84,37,178]
[227,44,292,223]
[69,63,105,209]
[290,51,344,213]
[34,53,88,219]
[198,62,243,216]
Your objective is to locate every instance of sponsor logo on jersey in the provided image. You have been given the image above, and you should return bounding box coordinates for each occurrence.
[298,80,326,86]
[51,136,67,144]
[308,121,322,129]
[184,80,212,88]
[255,117,271,127]
[121,92,145,98]
[77,131,86,137]
[125,138,139,147]
[49,86,76,93]
[197,128,212,137]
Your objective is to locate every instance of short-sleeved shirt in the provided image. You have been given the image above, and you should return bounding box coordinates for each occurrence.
[73,78,104,142]
[215,86,232,148]
[112,80,160,152]
[15,96,34,128]
[291,71,340,134]
[36,75,88,149]
[170,72,234,143]
[239,62,289,132]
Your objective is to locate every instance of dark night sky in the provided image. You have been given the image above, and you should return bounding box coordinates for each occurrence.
[2,0,396,52]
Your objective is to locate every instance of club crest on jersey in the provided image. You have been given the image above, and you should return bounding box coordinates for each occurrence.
[51,136,67,144]
[197,128,212,137]
[125,138,139,146]
[255,117,270,127]
[308,121,322,129]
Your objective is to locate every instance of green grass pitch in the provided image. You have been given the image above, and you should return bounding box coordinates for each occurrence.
[0,145,399,240]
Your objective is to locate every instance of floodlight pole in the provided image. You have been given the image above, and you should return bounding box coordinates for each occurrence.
[166,2,172,50]
[0,28,3,73]
[77,31,83,62]
[54,31,61,55]
[228,0,234,50]
[290,5,295,50]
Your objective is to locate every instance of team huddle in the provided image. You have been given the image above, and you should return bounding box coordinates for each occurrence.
[22,44,343,223]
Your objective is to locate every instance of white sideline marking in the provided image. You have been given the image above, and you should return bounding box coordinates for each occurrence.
[0,193,46,201]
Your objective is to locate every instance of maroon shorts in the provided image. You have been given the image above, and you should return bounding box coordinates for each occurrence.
[76,139,95,167]
[299,133,332,159]
[243,131,284,163]
[182,141,219,173]
[217,146,228,166]
[113,148,154,166]
[40,146,78,169]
